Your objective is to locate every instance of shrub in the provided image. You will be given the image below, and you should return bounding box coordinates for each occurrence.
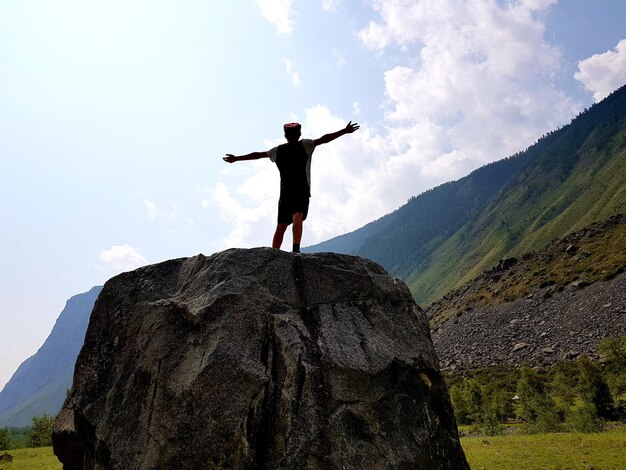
[464,380,484,424]
[486,388,513,423]
[515,366,560,433]
[599,336,626,419]
[449,385,471,425]
[577,356,615,420]
[599,336,626,368]
[0,428,10,451]
[564,398,605,433]
[28,414,55,448]
[473,410,503,436]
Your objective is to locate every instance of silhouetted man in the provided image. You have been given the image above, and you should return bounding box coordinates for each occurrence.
[224,121,360,252]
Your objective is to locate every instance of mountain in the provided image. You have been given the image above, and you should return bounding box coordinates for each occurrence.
[307,84,626,307]
[427,215,626,370]
[0,286,102,427]
[427,214,626,327]
[426,214,626,370]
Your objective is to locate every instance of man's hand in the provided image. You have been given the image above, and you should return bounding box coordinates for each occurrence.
[314,121,361,146]
[345,121,360,134]
[223,154,236,163]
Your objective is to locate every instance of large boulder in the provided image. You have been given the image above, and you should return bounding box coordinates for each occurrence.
[53,248,468,469]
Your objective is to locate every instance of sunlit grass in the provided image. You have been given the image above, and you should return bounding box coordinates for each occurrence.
[461,426,626,470]
[1,430,625,469]
[0,447,61,470]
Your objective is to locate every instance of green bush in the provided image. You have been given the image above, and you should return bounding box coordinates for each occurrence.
[445,342,626,436]
[599,336,626,368]
[599,336,626,417]
[28,414,55,448]
[450,385,471,425]
[472,410,503,436]
[6,427,30,449]
[0,427,10,450]
[577,356,615,420]
[486,388,513,424]
[563,398,605,433]
[515,366,560,433]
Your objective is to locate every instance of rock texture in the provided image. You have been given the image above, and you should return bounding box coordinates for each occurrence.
[53,248,468,470]
[432,271,626,371]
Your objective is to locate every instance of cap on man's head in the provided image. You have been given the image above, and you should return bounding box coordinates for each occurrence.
[283,122,301,137]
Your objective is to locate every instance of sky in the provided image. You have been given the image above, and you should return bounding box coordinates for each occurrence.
[1,0,625,391]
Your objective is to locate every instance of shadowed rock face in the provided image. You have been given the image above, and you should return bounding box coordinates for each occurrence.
[53,248,468,469]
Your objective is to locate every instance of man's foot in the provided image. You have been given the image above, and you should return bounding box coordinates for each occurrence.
[292,243,300,253]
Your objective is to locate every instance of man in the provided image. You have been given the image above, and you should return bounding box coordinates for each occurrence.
[224,121,360,252]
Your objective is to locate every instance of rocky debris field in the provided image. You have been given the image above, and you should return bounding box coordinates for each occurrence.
[431,271,626,371]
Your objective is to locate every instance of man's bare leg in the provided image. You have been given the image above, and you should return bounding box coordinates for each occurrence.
[272,223,289,249]
[292,212,304,252]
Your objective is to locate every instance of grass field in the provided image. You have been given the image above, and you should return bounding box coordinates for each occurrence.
[461,426,626,469]
[1,429,625,469]
[0,447,60,470]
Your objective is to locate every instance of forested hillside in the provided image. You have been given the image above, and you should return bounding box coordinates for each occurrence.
[308,84,626,306]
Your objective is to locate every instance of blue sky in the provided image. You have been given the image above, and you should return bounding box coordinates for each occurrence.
[1,0,625,390]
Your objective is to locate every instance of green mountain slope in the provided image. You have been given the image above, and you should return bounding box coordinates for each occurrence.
[0,370,73,427]
[407,93,626,304]
[427,214,626,327]
[307,84,626,306]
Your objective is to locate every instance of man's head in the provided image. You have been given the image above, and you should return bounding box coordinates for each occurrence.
[283,122,301,143]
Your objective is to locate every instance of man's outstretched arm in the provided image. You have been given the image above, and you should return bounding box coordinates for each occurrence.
[314,121,360,146]
[223,151,268,163]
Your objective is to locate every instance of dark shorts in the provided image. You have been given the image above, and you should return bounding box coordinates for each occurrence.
[277,194,309,225]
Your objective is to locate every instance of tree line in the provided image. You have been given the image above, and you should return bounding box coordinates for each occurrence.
[0,413,55,450]
[448,336,626,435]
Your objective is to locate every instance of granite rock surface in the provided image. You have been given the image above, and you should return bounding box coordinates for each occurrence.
[53,248,468,469]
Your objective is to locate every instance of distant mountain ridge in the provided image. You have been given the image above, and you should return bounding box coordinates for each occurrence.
[0,286,101,427]
[308,84,626,306]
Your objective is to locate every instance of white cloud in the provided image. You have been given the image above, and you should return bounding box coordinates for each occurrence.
[257,0,294,34]
[321,0,340,12]
[285,59,301,87]
[575,39,626,102]
[353,101,361,114]
[144,198,158,220]
[99,245,148,271]
[212,168,278,248]
[359,0,578,177]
